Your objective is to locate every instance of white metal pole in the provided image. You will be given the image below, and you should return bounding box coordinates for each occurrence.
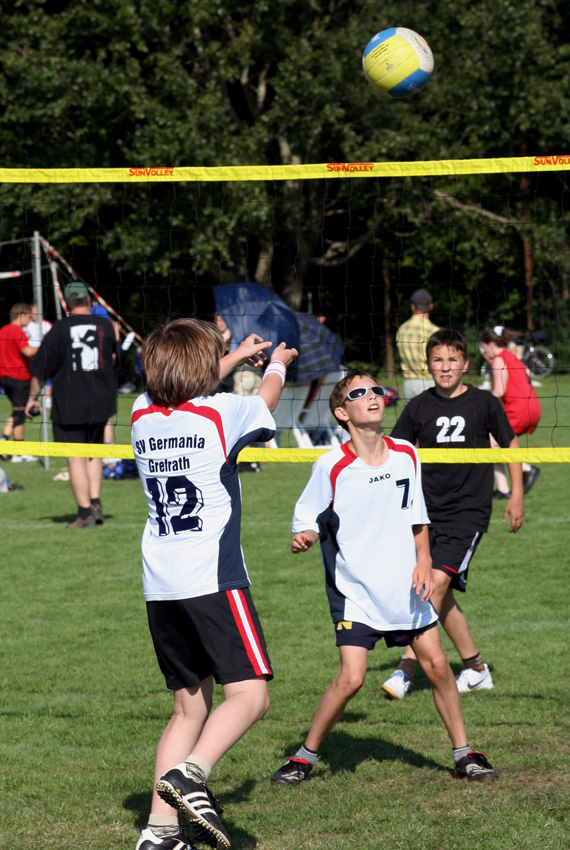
[32,232,50,471]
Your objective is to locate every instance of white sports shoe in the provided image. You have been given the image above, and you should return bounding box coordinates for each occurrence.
[456,663,494,693]
[11,454,39,463]
[381,669,411,700]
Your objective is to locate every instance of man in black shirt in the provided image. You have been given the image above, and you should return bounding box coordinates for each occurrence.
[26,282,118,528]
[382,329,524,699]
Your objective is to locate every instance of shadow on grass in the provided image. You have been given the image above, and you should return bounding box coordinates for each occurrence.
[322,728,449,776]
[124,780,260,848]
[39,512,115,524]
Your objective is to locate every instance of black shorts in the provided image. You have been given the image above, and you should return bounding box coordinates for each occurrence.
[429,526,483,593]
[0,376,30,408]
[146,587,273,690]
[52,421,106,444]
[335,619,438,650]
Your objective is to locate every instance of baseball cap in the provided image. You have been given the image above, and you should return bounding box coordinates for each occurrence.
[410,288,433,306]
[64,282,89,300]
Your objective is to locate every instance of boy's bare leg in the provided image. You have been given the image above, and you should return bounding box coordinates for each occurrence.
[398,574,478,664]
[86,455,103,501]
[151,680,214,816]
[190,676,270,767]
[411,626,467,748]
[437,589,479,659]
[305,645,368,752]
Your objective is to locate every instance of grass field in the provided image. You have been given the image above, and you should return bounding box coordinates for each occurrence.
[0,374,569,850]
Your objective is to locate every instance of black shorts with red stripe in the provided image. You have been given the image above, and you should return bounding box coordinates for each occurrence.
[429,525,483,593]
[146,587,273,690]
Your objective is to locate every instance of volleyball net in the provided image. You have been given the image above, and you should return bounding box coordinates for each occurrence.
[0,154,568,463]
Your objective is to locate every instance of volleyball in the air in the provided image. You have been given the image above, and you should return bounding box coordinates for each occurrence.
[362,28,434,98]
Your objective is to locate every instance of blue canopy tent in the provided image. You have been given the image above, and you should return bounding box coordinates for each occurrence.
[213,282,343,383]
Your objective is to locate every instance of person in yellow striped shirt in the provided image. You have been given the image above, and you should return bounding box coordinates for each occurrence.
[396,289,439,403]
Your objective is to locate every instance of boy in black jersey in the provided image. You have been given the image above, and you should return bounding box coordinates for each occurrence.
[382,329,524,700]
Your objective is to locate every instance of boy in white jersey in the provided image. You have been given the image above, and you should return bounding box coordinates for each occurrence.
[132,318,297,850]
[270,371,498,787]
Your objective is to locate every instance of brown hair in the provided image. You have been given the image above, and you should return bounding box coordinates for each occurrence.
[10,303,32,322]
[480,327,521,348]
[329,370,377,431]
[142,318,224,407]
[426,328,469,362]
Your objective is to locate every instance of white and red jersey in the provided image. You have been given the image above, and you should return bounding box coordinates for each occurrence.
[293,439,436,631]
[131,391,275,601]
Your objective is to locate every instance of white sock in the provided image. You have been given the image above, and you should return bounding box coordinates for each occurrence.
[147,814,179,839]
[184,754,212,783]
[295,744,318,765]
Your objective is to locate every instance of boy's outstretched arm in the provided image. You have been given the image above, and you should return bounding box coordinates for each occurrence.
[291,530,319,553]
[504,435,524,533]
[219,334,273,380]
[411,524,434,602]
[256,342,299,413]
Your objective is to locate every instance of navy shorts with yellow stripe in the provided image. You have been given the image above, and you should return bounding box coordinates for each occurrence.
[147,586,273,690]
[335,619,438,650]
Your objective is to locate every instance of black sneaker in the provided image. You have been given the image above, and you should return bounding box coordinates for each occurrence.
[523,465,541,494]
[492,490,510,500]
[156,765,230,850]
[135,828,196,850]
[454,751,498,781]
[270,757,312,785]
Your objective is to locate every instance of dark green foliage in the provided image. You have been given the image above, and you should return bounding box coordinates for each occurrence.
[0,1,569,364]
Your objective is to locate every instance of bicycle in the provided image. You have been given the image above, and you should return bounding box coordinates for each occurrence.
[521,330,555,379]
[480,330,555,383]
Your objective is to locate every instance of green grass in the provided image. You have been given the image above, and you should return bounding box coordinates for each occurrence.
[0,374,569,850]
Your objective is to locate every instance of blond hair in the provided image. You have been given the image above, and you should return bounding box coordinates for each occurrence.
[142,318,224,407]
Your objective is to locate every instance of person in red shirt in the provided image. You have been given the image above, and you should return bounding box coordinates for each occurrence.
[0,304,38,458]
[480,327,542,496]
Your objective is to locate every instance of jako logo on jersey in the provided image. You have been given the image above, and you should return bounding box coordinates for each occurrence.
[326,162,374,173]
[369,473,391,483]
[128,167,175,177]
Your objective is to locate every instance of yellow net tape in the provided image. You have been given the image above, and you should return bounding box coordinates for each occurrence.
[6,443,570,464]
[0,155,569,184]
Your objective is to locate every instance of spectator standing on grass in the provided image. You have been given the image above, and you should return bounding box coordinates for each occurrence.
[25,282,118,528]
[0,303,38,461]
[480,326,542,497]
[381,329,523,701]
[396,288,439,404]
[131,318,297,850]
[271,370,498,788]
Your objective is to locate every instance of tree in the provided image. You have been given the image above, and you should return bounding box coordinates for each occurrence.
[0,0,569,364]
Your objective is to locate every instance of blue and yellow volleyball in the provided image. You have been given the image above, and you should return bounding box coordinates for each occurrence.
[362,28,434,98]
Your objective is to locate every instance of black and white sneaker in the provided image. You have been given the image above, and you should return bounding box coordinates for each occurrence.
[454,751,498,781]
[270,757,312,785]
[156,764,230,850]
[135,827,196,850]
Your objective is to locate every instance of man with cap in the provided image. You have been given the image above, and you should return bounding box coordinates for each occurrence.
[396,288,439,403]
[25,282,119,528]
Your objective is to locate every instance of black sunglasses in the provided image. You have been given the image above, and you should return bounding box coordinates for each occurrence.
[342,385,385,403]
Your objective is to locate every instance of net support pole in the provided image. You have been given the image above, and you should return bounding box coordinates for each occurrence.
[32,231,50,471]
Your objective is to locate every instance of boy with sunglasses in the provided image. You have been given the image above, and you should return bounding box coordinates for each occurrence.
[270,370,498,786]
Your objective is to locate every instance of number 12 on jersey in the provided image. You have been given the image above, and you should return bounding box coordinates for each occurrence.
[146,475,204,536]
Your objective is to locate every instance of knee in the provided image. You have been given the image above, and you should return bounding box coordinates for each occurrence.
[335,670,366,700]
[422,651,451,684]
